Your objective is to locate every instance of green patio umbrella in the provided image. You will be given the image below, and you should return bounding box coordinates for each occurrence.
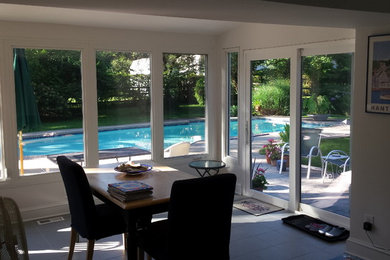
[13,48,41,174]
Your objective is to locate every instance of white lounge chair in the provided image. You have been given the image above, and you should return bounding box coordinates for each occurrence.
[164,141,190,157]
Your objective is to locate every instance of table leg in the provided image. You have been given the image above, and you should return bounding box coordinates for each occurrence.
[125,213,137,260]
[195,168,220,177]
[195,168,205,177]
[125,211,153,260]
[205,168,219,176]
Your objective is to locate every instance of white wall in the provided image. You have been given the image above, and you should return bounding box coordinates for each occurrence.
[0,21,218,220]
[346,25,390,259]
[219,23,355,50]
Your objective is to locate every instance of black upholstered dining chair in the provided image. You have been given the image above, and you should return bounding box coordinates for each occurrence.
[57,156,127,260]
[137,173,237,260]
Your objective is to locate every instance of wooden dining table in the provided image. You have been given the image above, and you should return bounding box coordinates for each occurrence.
[85,164,194,260]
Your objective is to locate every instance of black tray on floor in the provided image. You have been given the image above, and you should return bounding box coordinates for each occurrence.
[282,214,349,242]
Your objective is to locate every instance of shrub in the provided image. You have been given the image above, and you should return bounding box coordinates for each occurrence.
[303,95,334,115]
[230,105,238,117]
[194,77,205,105]
[252,79,290,115]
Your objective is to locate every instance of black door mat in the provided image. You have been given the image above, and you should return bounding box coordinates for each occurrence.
[282,214,349,242]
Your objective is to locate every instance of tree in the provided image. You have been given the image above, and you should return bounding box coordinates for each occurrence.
[25,49,82,120]
[251,58,290,85]
[229,52,238,106]
[96,51,150,105]
[302,54,352,115]
[163,53,206,109]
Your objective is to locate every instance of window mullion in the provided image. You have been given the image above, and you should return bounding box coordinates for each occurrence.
[82,48,99,168]
[289,48,302,212]
[151,51,164,161]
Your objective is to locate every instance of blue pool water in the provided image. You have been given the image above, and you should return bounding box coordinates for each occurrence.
[23,119,330,156]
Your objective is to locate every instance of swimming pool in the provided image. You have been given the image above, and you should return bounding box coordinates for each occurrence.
[23,118,331,156]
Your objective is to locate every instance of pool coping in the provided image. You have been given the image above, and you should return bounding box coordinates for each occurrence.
[21,116,345,141]
[22,118,206,140]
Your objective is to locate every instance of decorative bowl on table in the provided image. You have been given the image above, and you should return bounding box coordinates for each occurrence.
[114,163,152,176]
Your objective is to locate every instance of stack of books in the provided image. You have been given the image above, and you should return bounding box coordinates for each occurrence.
[107,181,153,202]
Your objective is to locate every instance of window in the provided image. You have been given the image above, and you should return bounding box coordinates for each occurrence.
[14,48,82,176]
[227,52,238,157]
[300,53,352,217]
[96,51,151,165]
[163,53,207,158]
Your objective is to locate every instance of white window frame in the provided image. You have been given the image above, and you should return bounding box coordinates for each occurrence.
[0,40,88,182]
[222,48,240,159]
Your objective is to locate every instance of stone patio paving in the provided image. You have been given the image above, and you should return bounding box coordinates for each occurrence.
[249,122,351,217]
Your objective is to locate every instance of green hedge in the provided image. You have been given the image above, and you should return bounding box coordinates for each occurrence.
[252,79,290,115]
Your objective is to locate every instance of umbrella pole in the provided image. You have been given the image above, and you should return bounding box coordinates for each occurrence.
[18,131,24,175]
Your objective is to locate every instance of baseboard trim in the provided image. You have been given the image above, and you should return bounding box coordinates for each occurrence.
[346,237,390,260]
[21,203,69,222]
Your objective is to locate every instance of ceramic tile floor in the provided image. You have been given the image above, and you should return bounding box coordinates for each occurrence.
[24,209,350,260]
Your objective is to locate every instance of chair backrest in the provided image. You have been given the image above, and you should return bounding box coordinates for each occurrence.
[0,197,29,260]
[57,156,96,239]
[164,141,190,157]
[167,173,236,260]
[301,128,322,156]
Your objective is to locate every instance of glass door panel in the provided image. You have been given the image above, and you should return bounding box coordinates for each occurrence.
[250,58,290,200]
[300,53,352,217]
[227,52,238,157]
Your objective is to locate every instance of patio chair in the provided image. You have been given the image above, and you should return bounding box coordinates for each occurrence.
[321,150,350,181]
[164,141,190,157]
[279,128,323,178]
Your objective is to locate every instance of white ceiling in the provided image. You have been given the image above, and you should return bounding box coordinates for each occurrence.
[0,4,240,35]
[0,1,390,34]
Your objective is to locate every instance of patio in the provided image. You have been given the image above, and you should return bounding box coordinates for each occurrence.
[250,123,351,217]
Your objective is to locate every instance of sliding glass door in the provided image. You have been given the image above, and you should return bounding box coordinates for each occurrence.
[300,53,353,218]
[241,42,353,223]
[243,48,292,208]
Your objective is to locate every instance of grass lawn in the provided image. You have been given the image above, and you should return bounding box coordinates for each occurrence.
[34,104,205,132]
[302,137,350,168]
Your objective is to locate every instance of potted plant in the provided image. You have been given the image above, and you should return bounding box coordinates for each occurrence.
[259,139,281,165]
[252,165,269,192]
[269,147,281,166]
